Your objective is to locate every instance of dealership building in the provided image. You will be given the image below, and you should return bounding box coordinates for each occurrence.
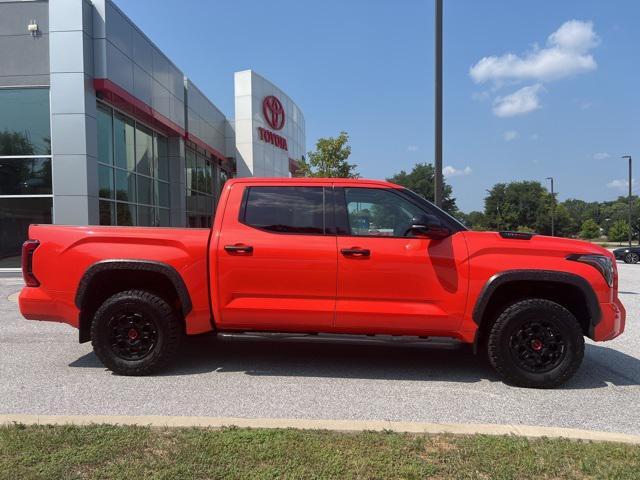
[0,0,306,268]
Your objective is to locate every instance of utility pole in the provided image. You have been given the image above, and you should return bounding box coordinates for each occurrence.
[546,177,555,236]
[622,156,633,247]
[434,0,443,207]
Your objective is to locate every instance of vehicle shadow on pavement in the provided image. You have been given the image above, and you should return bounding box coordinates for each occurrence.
[70,335,640,389]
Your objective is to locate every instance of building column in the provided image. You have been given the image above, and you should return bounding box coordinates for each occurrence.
[49,0,98,225]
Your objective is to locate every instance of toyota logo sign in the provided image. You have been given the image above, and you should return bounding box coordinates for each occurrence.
[262,95,285,130]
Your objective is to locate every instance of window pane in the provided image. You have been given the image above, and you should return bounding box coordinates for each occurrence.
[115,169,136,202]
[137,175,153,205]
[98,165,114,199]
[156,136,169,181]
[186,149,197,191]
[135,125,153,177]
[0,157,51,195]
[99,200,115,225]
[137,205,154,226]
[244,186,324,235]
[157,181,170,208]
[344,188,424,237]
[197,156,205,192]
[116,202,136,226]
[186,189,197,213]
[0,197,52,268]
[158,208,170,227]
[113,113,135,171]
[97,104,113,165]
[0,88,51,155]
[205,160,212,194]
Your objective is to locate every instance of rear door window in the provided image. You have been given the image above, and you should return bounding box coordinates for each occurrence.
[242,186,326,235]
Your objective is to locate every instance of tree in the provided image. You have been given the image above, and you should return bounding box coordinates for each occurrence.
[579,219,600,240]
[608,220,630,243]
[484,181,551,233]
[387,162,458,215]
[459,210,488,230]
[295,131,358,178]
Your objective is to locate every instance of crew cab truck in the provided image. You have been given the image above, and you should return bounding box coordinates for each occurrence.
[19,178,626,388]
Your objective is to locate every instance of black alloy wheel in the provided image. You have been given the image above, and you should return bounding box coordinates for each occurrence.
[108,311,158,361]
[624,252,639,264]
[508,320,566,373]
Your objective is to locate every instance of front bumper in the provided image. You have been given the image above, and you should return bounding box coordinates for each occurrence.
[593,298,626,341]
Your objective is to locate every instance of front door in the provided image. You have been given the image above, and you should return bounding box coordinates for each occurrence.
[216,183,337,331]
[334,186,468,335]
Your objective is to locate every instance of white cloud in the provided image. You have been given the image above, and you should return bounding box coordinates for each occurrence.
[406,145,419,152]
[607,178,636,191]
[503,130,519,141]
[593,152,610,160]
[493,84,543,117]
[443,165,472,178]
[469,20,599,84]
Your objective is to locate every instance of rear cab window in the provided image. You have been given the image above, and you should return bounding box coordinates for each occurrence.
[241,186,327,235]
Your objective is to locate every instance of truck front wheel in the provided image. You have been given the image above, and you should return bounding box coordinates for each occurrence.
[91,290,182,376]
[487,299,584,388]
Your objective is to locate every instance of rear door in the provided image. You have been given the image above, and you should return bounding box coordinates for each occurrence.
[216,182,337,331]
[333,186,468,335]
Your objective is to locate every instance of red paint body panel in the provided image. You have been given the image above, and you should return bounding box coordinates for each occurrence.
[19,177,625,345]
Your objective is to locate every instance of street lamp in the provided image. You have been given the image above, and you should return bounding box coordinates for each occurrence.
[546,177,555,236]
[433,0,443,207]
[622,155,633,247]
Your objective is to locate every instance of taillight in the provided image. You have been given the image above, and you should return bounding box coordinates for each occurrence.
[22,240,40,287]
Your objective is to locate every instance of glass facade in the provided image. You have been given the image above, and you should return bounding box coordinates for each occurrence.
[185,147,215,228]
[0,87,52,268]
[97,103,170,227]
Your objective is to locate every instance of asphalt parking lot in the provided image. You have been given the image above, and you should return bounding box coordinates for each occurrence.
[1,262,638,434]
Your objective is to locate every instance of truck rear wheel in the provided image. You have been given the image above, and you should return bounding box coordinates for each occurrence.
[487,299,584,388]
[90,290,182,376]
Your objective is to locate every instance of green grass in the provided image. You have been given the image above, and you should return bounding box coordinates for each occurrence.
[1,424,639,479]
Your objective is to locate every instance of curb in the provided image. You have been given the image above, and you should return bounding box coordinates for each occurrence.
[1,415,639,445]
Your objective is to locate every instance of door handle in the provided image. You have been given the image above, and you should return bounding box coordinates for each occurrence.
[224,244,254,254]
[340,248,370,257]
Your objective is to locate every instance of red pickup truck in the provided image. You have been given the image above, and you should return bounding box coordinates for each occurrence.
[19,178,625,388]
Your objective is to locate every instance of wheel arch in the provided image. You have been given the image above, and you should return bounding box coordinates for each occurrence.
[75,260,192,343]
[472,270,601,352]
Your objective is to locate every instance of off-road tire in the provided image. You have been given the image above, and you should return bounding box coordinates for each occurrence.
[487,298,584,389]
[91,290,182,376]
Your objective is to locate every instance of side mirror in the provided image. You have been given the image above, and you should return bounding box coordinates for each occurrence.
[407,214,451,239]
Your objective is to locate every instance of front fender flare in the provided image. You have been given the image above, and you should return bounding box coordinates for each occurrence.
[472,269,601,327]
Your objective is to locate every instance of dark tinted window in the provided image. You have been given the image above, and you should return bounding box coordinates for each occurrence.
[0,157,51,195]
[244,186,325,234]
[0,88,51,155]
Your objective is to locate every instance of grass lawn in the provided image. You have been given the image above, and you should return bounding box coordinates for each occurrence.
[1,424,639,479]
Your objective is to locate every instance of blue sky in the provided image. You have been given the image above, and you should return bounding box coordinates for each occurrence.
[116,0,640,212]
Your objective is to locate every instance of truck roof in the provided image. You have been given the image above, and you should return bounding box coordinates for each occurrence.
[227,177,400,188]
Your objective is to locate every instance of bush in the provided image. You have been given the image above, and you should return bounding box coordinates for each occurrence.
[608,220,630,243]
[579,219,600,240]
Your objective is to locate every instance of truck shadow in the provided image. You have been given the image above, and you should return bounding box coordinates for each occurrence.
[70,335,640,389]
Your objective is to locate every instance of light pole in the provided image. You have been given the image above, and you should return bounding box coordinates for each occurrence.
[622,155,633,247]
[546,177,555,236]
[433,0,443,207]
